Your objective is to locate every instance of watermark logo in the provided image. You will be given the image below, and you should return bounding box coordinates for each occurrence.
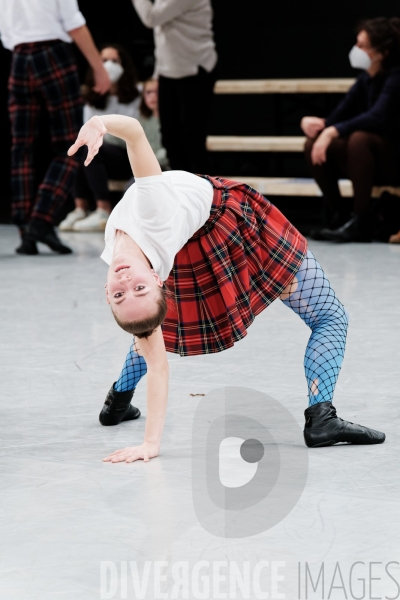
[100,560,286,599]
[192,386,308,538]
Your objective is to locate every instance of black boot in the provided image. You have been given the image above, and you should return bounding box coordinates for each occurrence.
[16,234,38,255]
[309,211,349,241]
[304,402,386,447]
[26,217,72,254]
[99,384,141,426]
[319,213,373,243]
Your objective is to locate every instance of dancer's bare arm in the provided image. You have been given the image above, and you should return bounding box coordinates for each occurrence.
[103,327,169,463]
[68,114,162,178]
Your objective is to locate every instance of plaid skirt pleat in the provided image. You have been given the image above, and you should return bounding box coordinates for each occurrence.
[162,176,308,356]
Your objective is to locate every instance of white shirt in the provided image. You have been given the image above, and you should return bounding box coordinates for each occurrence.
[132,0,217,79]
[0,0,85,51]
[84,96,141,148]
[101,171,214,281]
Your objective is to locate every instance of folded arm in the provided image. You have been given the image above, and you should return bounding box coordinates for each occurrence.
[132,0,194,28]
[329,74,400,137]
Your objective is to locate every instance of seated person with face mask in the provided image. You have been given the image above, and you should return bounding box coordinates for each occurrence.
[301,17,400,242]
[60,44,140,232]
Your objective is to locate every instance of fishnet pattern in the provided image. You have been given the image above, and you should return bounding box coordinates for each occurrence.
[281,250,348,406]
[114,338,147,392]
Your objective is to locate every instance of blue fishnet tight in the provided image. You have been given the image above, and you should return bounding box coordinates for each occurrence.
[281,249,349,406]
[114,339,147,392]
[114,251,348,406]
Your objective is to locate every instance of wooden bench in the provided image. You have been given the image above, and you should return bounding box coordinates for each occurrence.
[111,79,400,199]
[214,78,355,94]
[108,177,400,198]
[206,136,306,152]
[223,177,400,198]
[208,79,356,153]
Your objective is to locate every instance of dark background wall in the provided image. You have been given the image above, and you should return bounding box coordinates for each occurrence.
[1,0,399,224]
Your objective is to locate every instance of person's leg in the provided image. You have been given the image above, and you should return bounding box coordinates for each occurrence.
[114,340,148,392]
[321,132,393,242]
[99,338,147,426]
[280,250,385,446]
[158,75,186,170]
[280,249,348,406]
[32,42,82,224]
[304,136,351,228]
[349,131,399,213]
[58,164,90,231]
[179,66,217,173]
[8,47,40,253]
[26,42,83,253]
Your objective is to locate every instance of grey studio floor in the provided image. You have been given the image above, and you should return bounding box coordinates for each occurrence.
[1,223,400,600]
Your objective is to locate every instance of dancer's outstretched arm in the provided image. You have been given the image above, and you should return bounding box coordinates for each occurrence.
[68,114,162,177]
[104,327,169,463]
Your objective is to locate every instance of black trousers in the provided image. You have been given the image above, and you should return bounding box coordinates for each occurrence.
[305,131,400,218]
[75,142,132,202]
[158,66,217,173]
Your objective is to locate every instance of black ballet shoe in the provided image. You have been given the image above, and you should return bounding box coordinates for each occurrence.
[319,213,373,243]
[15,235,38,255]
[99,384,141,426]
[26,217,72,254]
[303,401,386,447]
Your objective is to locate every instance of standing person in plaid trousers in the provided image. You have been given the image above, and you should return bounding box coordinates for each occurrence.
[68,115,386,462]
[0,0,111,255]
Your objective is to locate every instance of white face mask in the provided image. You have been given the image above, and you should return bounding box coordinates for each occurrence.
[103,60,124,83]
[348,45,372,70]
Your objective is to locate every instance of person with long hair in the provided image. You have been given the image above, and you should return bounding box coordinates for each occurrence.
[302,17,400,242]
[60,44,140,232]
[68,114,386,464]
[138,79,169,170]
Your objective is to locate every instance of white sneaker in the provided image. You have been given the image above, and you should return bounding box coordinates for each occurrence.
[72,208,110,232]
[59,207,88,231]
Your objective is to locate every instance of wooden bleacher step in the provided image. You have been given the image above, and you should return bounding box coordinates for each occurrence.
[222,177,400,198]
[108,176,400,198]
[206,136,306,152]
[214,78,355,94]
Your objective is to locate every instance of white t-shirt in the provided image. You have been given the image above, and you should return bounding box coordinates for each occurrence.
[0,0,85,51]
[101,171,214,281]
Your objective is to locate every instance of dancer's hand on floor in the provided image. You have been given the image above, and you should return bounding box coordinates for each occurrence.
[103,442,160,464]
[67,116,107,166]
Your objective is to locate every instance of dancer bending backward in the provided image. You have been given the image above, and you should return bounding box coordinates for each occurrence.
[68,115,386,463]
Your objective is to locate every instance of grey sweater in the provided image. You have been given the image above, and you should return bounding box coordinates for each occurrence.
[132,0,217,79]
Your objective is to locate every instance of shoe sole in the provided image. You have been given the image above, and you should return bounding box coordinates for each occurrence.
[99,407,141,426]
[304,437,336,448]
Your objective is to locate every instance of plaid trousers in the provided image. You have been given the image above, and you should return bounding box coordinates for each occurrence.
[8,40,83,226]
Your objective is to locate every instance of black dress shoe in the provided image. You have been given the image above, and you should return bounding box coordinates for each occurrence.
[15,235,38,255]
[99,384,141,426]
[304,402,386,447]
[320,214,373,243]
[309,212,350,241]
[26,218,72,254]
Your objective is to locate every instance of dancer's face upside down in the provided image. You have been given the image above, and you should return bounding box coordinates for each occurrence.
[105,231,164,332]
[106,257,162,322]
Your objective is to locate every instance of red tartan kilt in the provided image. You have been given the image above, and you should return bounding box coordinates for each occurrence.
[162,176,308,356]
